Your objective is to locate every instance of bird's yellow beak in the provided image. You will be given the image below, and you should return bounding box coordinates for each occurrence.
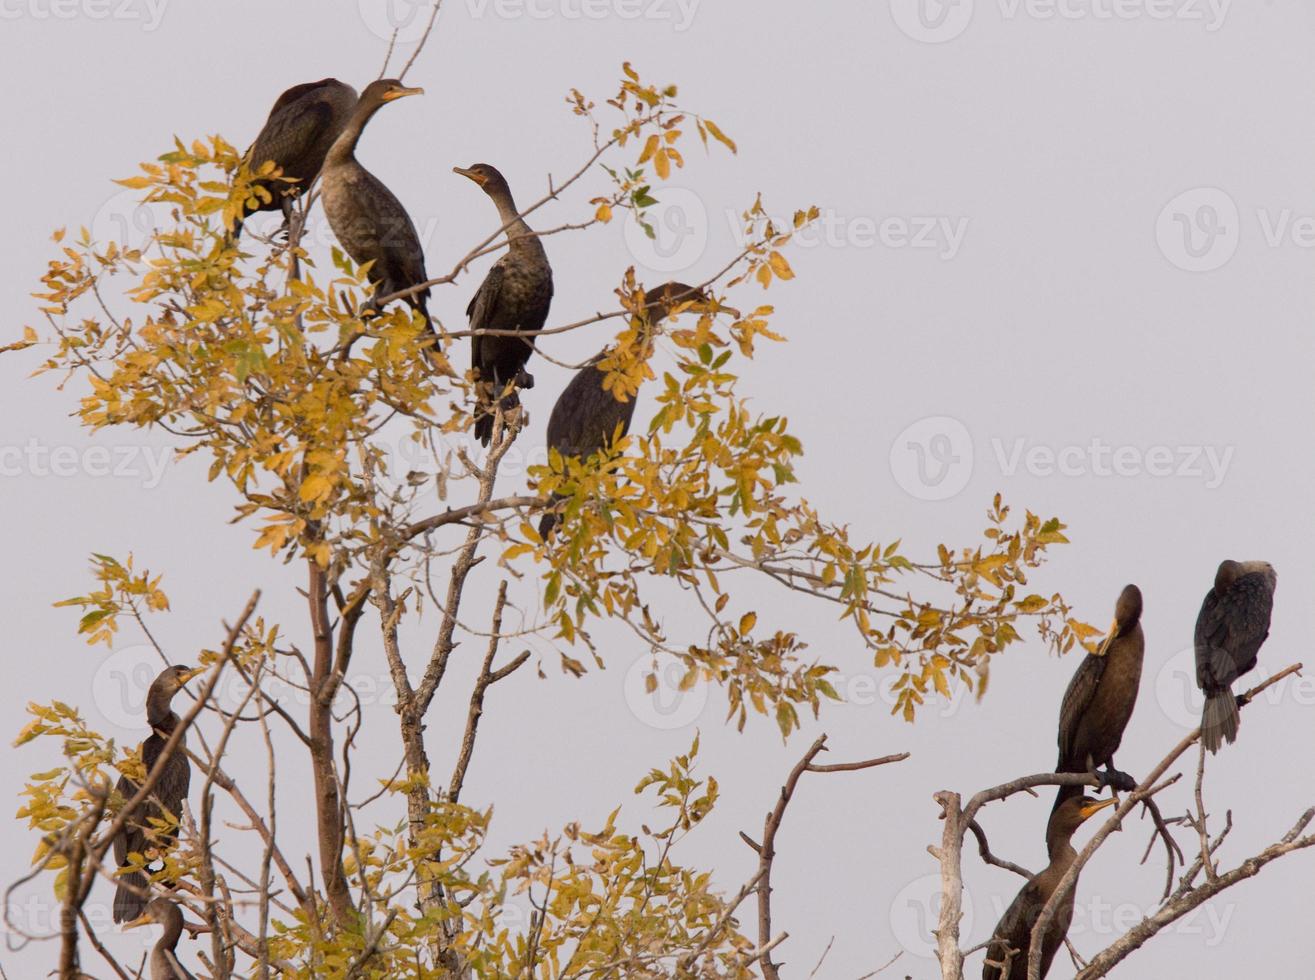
[453,166,486,186]
[179,666,204,684]
[121,911,154,930]
[383,85,424,102]
[1079,797,1119,820]
[1095,617,1119,656]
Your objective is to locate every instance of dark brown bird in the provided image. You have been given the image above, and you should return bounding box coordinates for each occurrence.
[112,665,201,923]
[234,78,357,238]
[1195,559,1276,752]
[454,163,553,445]
[122,897,196,979]
[981,794,1117,980]
[1053,584,1144,812]
[536,283,718,539]
[321,80,433,341]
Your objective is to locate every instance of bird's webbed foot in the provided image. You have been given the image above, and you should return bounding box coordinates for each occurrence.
[1235,691,1251,709]
[1097,766,1137,794]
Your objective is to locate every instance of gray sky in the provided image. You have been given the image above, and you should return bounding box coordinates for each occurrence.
[2,1,1312,976]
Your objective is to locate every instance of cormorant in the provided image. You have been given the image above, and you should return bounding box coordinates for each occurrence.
[123,897,196,980]
[1052,584,1144,812]
[454,163,553,445]
[234,78,357,238]
[981,795,1117,980]
[321,79,433,341]
[1195,559,1277,752]
[112,665,201,923]
[537,282,714,538]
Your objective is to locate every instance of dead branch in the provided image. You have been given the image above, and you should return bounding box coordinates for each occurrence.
[742,735,907,979]
[967,820,1033,879]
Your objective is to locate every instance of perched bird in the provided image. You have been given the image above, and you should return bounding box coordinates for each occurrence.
[234,78,357,238]
[1052,584,1144,812]
[454,163,553,445]
[981,795,1117,980]
[122,897,196,980]
[1195,559,1277,752]
[537,282,716,539]
[112,665,201,923]
[321,79,433,341]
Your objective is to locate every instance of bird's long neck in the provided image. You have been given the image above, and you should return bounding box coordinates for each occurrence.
[325,100,380,165]
[145,689,180,732]
[1045,830,1077,868]
[489,188,535,246]
[157,909,184,956]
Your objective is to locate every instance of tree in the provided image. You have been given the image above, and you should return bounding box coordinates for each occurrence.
[6,11,1305,979]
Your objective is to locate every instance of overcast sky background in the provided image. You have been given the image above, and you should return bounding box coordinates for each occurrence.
[2,1,1313,976]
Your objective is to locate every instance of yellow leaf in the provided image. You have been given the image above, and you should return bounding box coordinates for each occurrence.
[595,203,613,223]
[703,119,737,153]
[738,612,757,635]
[299,474,332,502]
[768,252,794,280]
[638,134,660,165]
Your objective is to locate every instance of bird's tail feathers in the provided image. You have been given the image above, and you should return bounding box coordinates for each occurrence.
[1201,692,1240,754]
[113,869,149,923]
